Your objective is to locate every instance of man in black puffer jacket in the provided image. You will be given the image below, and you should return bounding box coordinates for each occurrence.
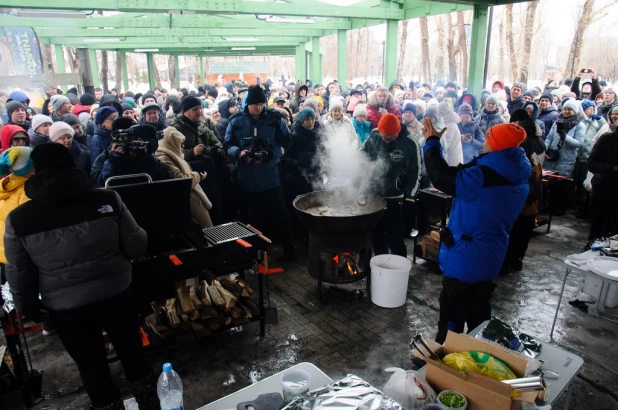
[4,144,157,410]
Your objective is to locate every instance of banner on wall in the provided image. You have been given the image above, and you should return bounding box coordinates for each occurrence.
[3,25,44,76]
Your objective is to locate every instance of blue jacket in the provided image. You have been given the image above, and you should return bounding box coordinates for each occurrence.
[352,118,372,144]
[544,116,585,177]
[223,106,292,193]
[538,105,559,133]
[457,120,485,163]
[424,139,531,284]
[3,91,30,123]
[90,125,113,164]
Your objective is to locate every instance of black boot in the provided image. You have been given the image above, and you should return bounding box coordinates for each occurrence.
[128,370,159,410]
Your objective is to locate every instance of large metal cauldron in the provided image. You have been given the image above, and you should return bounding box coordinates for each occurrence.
[293,190,386,237]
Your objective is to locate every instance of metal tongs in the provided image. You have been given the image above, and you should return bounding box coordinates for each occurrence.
[410,333,441,361]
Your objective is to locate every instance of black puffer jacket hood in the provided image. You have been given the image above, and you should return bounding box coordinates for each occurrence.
[25,168,92,205]
[218,98,237,119]
[99,94,123,115]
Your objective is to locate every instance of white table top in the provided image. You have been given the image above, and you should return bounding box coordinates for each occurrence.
[197,362,334,410]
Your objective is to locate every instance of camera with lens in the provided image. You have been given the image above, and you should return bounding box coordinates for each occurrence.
[111,124,158,158]
[240,137,274,163]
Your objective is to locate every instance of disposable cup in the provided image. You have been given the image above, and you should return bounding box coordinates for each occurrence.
[280,368,311,404]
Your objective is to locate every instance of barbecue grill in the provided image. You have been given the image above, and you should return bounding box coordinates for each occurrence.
[203,222,256,245]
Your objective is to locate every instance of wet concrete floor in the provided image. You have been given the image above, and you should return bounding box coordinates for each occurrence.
[15,212,618,409]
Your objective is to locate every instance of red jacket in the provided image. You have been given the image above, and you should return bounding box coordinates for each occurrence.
[0,125,29,153]
[366,103,402,130]
[72,104,91,116]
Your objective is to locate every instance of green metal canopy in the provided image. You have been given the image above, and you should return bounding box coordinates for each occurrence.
[0,0,528,94]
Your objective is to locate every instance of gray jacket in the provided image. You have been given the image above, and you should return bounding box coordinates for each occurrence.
[4,167,147,316]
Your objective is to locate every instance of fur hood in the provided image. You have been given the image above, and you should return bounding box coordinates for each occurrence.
[368,90,395,108]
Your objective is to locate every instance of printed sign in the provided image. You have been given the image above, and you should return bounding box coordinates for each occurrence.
[4,25,44,76]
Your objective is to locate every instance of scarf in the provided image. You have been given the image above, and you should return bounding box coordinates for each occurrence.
[156,146,212,210]
[556,113,580,133]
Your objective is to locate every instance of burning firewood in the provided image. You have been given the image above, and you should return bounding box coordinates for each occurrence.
[165,298,181,329]
[213,280,237,308]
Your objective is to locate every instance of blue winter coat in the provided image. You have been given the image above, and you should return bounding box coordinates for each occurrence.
[544,117,585,177]
[2,91,30,123]
[522,101,547,139]
[475,108,505,135]
[423,139,531,284]
[352,118,371,144]
[223,106,292,193]
[90,125,113,164]
[457,120,485,163]
[538,105,559,133]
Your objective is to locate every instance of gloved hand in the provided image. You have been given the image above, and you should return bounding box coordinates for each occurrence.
[558,130,567,141]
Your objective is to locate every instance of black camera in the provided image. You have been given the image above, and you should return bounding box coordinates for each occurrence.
[240,137,274,163]
[111,124,158,158]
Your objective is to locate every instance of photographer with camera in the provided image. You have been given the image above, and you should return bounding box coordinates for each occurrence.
[90,117,170,187]
[224,85,296,261]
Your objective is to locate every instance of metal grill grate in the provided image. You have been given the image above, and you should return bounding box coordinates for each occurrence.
[203,222,256,245]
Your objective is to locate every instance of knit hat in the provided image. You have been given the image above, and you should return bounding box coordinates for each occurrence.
[485,95,499,107]
[31,143,76,172]
[495,89,508,101]
[425,104,439,120]
[49,121,75,142]
[523,91,534,99]
[329,99,344,112]
[510,109,530,123]
[562,99,580,113]
[121,103,134,113]
[498,100,508,113]
[353,103,368,117]
[142,92,156,104]
[512,82,526,91]
[142,102,160,114]
[0,147,33,177]
[65,93,79,106]
[445,90,459,100]
[95,106,117,126]
[51,95,70,112]
[551,89,562,100]
[581,100,596,111]
[6,101,25,119]
[61,113,80,127]
[457,103,473,117]
[486,123,526,151]
[377,113,401,135]
[297,108,316,123]
[402,103,416,115]
[32,114,53,133]
[438,99,454,115]
[245,85,267,105]
[540,93,553,103]
[112,117,135,131]
[562,92,577,100]
[79,93,96,106]
[181,95,202,113]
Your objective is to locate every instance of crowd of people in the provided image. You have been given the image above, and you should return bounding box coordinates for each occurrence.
[0,68,617,410]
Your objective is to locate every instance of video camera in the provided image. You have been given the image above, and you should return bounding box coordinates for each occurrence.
[240,137,275,163]
[111,124,158,158]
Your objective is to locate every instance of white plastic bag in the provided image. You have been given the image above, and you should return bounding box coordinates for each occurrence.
[584,171,593,192]
[383,367,437,409]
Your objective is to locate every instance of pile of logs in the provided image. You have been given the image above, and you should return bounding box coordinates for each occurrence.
[145,271,260,339]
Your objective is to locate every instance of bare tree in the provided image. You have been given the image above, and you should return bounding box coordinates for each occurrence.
[518,1,538,84]
[67,47,79,73]
[457,11,469,89]
[396,19,410,81]
[40,43,55,73]
[420,17,431,83]
[446,14,457,82]
[505,4,518,81]
[100,51,109,91]
[115,52,122,91]
[499,19,505,80]
[154,55,162,88]
[168,55,177,89]
[436,16,446,81]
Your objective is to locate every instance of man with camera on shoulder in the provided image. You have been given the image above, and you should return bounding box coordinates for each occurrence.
[224,85,296,261]
[90,117,170,187]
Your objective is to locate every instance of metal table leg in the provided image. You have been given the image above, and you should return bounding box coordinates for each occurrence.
[562,381,573,410]
[550,267,571,341]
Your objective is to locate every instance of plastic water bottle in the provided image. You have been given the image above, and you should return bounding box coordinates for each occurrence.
[157,363,184,410]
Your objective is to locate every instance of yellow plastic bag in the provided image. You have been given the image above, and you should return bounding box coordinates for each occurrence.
[442,351,517,381]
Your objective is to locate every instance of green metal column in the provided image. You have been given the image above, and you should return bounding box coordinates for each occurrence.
[54,45,66,91]
[468,5,489,98]
[147,53,156,91]
[199,56,205,85]
[384,19,398,86]
[295,44,306,82]
[310,37,322,85]
[174,55,180,87]
[89,49,100,88]
[119,51,129,91]
[337,30,347,84]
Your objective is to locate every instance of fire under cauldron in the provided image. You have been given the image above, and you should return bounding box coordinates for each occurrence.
[293,190,386,299]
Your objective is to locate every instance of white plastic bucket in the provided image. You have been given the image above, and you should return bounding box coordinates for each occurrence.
[370,254,412,308]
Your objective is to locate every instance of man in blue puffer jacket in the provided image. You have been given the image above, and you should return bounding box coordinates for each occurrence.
[224,85,295,260]
[423,119,531,343]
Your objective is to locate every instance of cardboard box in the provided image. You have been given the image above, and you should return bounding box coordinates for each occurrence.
[412,331,537,410]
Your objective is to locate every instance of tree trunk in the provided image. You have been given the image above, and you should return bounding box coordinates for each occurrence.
[154,55,162,88]
[436,16,446,82]
[518,1,538,84]
[396,19,410,81]
[100,50,109,92]
[115,51,122,91]
[41,43,55,73]
[563,0,594,78]
[499,20,505,81]
[67,47,79,73]
[420,16,431,83]
[457,11,469,89]
[446,14,457,82]
[505,4,518,82]
[168,55,177,89]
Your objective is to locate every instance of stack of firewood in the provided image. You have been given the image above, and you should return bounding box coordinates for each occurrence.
[145,271,260,339]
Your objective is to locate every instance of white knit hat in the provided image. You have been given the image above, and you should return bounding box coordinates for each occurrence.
[49,121,75,142]
[32,114,53,133]
[352,103,367,118]
[329,99,344,112]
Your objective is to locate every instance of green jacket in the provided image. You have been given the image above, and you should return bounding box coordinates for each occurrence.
[360,126,422,199]
[170,115,223,161]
